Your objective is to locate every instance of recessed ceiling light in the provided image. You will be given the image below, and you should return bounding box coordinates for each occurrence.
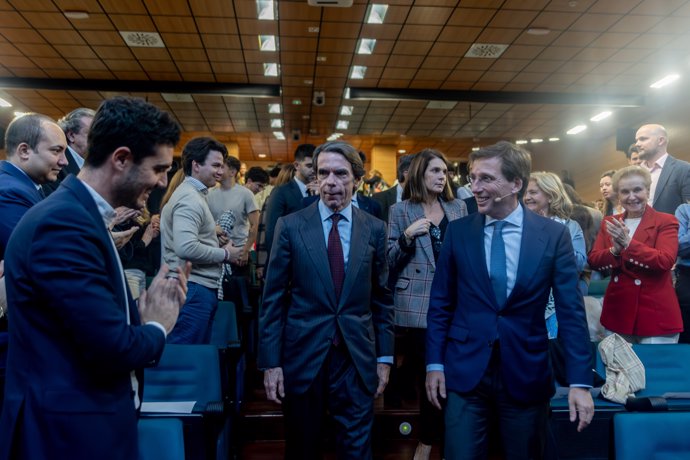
[516,140,528,145]
[273,131,285,140]
[256,0,276,20]
[526,27,550,36]
[365,4,388,24]
[258,153,267,158]
[263,63,279,77]
[327,133,344,141]
[344,88,351,99]
[308,26,320,33]
[357,38,377,55]
[0,97,12,108]
[548,137,560,142]
[590,111,612,122]
[567,124,587,135]
[302,115,310,119]
[64,10,89,19]
[336,120,349,130]
[316,56,327,62]
[650,74,680,89]
[530,138,543,143]
[398,149,406,154]
[292,99,302,105]
[270,119,282,128]
[258,35,277,52]
[268,103,281,114]
[303,79,313,85]
[340,106,353,116]
[350,66,367,79]
[471,147,480,151]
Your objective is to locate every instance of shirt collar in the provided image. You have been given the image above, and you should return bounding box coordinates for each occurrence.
[644,152,668,171]
[185,176,208,194]
[79,179,117,228]
[318,199,353,223]
[294,176,308,197]
[67,146,85,169]
[351,193,359,207]
[485,203,524,228]
[396,183,404,202]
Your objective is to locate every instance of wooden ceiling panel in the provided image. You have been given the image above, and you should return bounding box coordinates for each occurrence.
[7,0,57,11]
[43,30,86,45]
[163,33,204,48]
[67,13,114,31]
[608,15,662,33]
[531,11,581,29]
[438,26,482,43]
[1,28,46,44]
[153,16,198,33]
[322,4,366,22]
[569,13,623,32]
[447,8,497,27]
[630,0,688,16]
[407,6,453,25]
[109,14,156,31]
[146,0,192,16]
[489,10,540,28]
[80,30,124,46]
[360,24,402,40]
[98,0,147,15]
[196,17,239,35]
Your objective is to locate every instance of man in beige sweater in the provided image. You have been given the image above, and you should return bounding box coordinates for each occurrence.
[161,137,241,344]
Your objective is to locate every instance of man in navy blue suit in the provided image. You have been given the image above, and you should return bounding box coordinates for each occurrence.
[425,141,594,459]
[0,113,67,259]
[0,97,189,460]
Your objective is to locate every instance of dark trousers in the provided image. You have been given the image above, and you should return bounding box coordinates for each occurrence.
[444,346,549,460]
[282,344,374,460]
[676,266,690,343]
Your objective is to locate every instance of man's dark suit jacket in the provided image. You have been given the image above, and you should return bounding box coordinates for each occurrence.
[652,154,690,215]
[263,179,306,261]
[41,146,81,196]
[372,186,398,222]
[0,161,43,260]
[426,207,592,404]
[258,202,395,395]
[303,192,383,220]
[0,176,165,460]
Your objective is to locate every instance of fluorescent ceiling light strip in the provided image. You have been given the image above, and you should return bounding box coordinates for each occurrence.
[650,74,680,89]
[566,125,587,135]
[590,111,612,122]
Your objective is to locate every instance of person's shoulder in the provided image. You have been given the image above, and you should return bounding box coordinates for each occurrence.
[667,154,690,169]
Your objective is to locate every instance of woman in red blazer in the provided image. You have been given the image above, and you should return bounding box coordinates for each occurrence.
[588,166,682,343]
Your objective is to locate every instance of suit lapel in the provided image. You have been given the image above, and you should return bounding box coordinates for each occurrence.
[300,203,338,307]
[406,201,436,267]
[510,210,547,305]
[0,161,43,202]
[466,213,498,309]
[630,206,656,245]
[339,207,370,309]
[654,156,674,205]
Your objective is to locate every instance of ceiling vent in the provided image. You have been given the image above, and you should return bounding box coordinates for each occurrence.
[465,43,508,59]
[119,31,165,48]
[307,0,353,6]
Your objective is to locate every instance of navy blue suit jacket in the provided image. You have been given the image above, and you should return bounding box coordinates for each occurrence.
[263,179,305,261]
[426,207,591,404]
[0,176,165,460]
[0,161,43,260]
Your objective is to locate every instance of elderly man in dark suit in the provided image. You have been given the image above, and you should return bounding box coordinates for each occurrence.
[259,141,395,460]
[0,97,188,460]
[425,141,594,459]
[635,124,690,215]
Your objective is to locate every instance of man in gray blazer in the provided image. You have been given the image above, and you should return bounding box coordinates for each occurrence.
[635,124,690,214]
[258,141,395,460]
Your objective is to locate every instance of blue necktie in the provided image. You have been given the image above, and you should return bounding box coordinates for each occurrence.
[490,220,507,307]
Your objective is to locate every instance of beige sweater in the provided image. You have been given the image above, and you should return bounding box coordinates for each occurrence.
[160,179,225,289]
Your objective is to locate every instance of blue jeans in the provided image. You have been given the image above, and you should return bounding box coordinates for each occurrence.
[167,282,218,344]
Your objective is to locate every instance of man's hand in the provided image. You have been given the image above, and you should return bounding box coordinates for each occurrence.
[112,206,141,227]
[255,267,264,280]
[568,387,594,432]
[138,263,191,333]
[216,226,229,247]
[235,248,250,267]
[375,363,391,398]
[223,243,243,264]
[425,370,446,410]
[111,226,138,249]
[264,367,285,404]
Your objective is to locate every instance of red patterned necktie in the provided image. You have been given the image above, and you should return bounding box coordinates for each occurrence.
[328,213,345,299]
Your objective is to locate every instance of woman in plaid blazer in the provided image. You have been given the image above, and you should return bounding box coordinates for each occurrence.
[386,149,467,460]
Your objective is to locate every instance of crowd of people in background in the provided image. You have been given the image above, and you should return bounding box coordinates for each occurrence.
[1,97,690,459]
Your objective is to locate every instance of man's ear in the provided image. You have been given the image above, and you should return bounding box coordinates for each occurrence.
[111,147,132,171]
[15,143,31,161]
[513,177,523,195]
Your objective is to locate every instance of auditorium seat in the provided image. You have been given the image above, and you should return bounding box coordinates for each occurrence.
[614,412,690,459]
[142,344,231,460]
[138,417,185,460]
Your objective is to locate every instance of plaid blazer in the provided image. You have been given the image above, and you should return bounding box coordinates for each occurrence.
[387,199,467,328]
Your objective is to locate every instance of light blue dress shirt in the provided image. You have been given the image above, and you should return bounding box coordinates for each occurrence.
[294,176,308,197]
[67,146,85,170]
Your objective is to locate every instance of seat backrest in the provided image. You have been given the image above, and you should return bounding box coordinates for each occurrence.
[143,344,222,406]
[614,412,690,459]
[210,301,240,349]
[138,418,185,460]
[587,278,610,297]
[632,344,690,396]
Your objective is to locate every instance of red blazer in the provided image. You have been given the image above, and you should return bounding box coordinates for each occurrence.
[588,206,681,336]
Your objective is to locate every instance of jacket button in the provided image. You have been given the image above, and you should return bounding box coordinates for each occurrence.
[634,279,641,286]
[614,276,619,282]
